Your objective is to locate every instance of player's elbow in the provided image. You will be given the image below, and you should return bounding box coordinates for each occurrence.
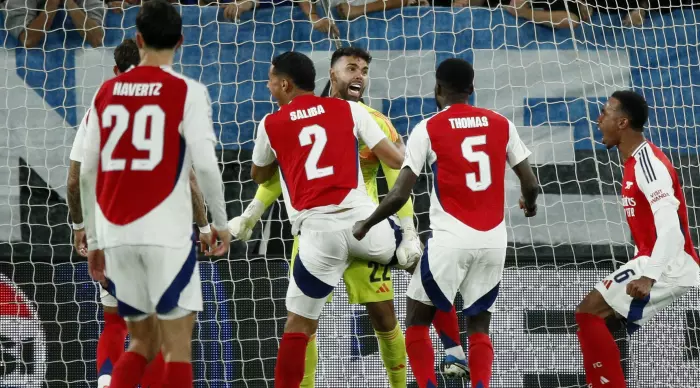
[251,165,268,185]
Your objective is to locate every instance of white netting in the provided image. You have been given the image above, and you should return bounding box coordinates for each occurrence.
[0,1,699,387]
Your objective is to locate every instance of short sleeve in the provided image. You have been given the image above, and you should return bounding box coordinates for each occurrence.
[635,152,680,214]
[69,110,90,163]
[251,116,276,167]
[82,0,105,24]
[349,101,387,149]
[402,120,430,176]
[182,81,217,146]
[3,0,40,39]
[506,119,532,168]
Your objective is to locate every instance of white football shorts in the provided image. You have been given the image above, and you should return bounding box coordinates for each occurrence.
[594,255,696,333]
[407,237,506,315]
[286,206,396,320]
[103,242,202,321]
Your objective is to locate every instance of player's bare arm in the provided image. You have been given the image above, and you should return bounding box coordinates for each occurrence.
[251,160,279,184]
[370,138,404,170]
[353,166,417,241]
[67,160,88,256]
[190,169,215,252]
[511,158,539,217]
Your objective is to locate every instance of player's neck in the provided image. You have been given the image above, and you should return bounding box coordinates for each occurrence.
[138,49,175,68]
[443,99,469,108]
[618,133,646,162]
[288,91,314,103]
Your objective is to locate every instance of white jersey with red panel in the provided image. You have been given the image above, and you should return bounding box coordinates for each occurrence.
[80,65,227,318]
[81,65,227,250]
[252,95,386,234]
[402,104,531,249]
[621,141,700,286]
[593,141,700,332]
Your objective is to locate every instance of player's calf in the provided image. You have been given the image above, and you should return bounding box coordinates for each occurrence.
[464,311,493,388]
[110,315,161,388]
[366,301,407,388]
[575,290,627,388]
[158,310,197,388]
[275,312,317,388]
[405,298,438,388]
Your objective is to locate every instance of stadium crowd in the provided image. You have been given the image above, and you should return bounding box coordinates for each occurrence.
[2,0,699,48]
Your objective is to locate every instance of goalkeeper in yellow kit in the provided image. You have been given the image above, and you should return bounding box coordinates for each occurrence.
[230,47,467,386]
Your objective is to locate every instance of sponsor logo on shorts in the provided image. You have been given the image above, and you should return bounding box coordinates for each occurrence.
[376,283,391,293]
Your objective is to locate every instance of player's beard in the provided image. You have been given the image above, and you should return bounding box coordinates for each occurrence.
[336,80,363,102]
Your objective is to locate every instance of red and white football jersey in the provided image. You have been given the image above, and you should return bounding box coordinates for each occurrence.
[621,141,700,278]
[82,66,227,249]
[403,104,531,249]
[251,95,387,232]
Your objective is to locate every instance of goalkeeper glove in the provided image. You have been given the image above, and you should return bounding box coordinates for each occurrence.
[395,216,422,270]
[228,198,266,241]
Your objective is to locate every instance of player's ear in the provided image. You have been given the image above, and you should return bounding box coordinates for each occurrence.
[174,35,184,51]
[135,33,145,50]
[113,65,119,76]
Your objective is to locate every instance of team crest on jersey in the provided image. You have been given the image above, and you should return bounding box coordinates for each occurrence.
[0,274,46,387]
[625,181,634,189]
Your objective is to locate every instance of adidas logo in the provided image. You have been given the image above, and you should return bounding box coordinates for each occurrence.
[390,364,405,371]
[602,280,613,289]
[600,376,610,384]
[376,283,390,293]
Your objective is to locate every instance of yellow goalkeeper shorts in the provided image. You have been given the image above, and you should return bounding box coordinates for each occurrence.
[289,235,394,305]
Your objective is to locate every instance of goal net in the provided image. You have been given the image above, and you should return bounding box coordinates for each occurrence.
[1,2,699,387]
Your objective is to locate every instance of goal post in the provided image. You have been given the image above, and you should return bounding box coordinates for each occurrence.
[0,3,699,387]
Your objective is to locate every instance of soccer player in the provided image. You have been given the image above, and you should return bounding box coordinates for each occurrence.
[353,58,540,388]
[79,1,230,387]
[250,51,418,388]
[575,91,700,388]
[66,38,213,388]
[230,46,436,386]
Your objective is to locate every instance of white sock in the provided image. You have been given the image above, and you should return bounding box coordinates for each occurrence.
[445,345,466,361]
[97,374,112,388]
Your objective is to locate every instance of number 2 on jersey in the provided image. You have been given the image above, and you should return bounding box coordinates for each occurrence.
[101,104,165,172]
[299,124,334,180]
[461,135,491,191]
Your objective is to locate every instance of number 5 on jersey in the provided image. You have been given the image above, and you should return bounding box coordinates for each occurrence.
[101,104,165,172]
[462,135,491,191]
[300,124,334,180]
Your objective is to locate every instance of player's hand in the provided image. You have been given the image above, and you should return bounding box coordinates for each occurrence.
[228,216,254,241]
[626,276,655,299]
[396,228,422,270]
[519,197,537,217]
[87,249,105,282]
[73,229,88,257]
[312,17,340,39]
[352,221,370,241]
[206,226,231,257]
[199,230,213,253]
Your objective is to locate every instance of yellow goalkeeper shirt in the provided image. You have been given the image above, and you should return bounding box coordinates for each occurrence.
[253,102,414,219]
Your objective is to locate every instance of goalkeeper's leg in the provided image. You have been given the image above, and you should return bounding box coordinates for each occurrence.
[344,261,406,387]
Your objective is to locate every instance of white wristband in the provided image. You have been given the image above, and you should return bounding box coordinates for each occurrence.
[199,224,211,234]
[72,222,84,230]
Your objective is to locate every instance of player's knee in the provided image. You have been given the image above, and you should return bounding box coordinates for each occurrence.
[366,301,398,332]
[405,298,436,327]
[284,312,318,337]
[576,289,605,315]
[103,305,119,315]
[465,311,491,336]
